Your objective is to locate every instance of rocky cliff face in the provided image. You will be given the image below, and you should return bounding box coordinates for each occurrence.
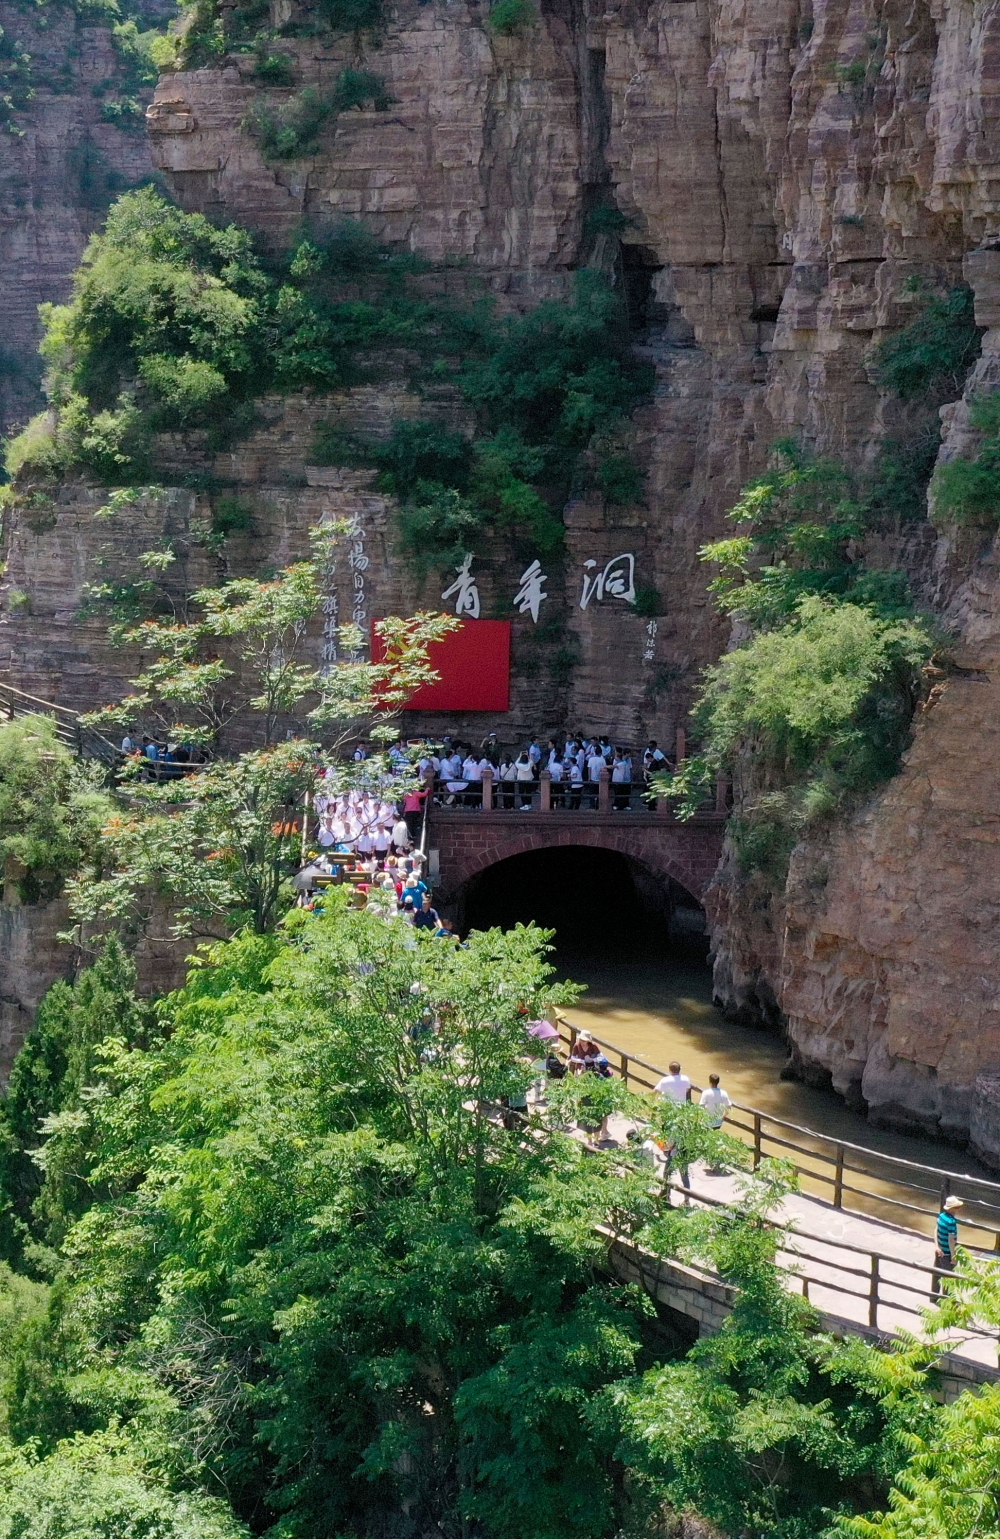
[1,0,999,1135]
[0,0,164,435]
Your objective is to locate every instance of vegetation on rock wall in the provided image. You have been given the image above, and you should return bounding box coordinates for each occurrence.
[870,284,980,403]
[931,391,1000,530]
[655,284,985,875]
[8,189,650,565]
[246,70,394,159]
[656,443,935,875]
[170,0,383,71]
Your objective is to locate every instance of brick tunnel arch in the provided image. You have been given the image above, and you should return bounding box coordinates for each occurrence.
[434,824,719,911]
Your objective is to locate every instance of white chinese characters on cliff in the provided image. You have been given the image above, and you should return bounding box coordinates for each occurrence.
[441,552,641,622]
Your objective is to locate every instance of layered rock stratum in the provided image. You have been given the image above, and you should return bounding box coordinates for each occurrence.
[1,0,999,1148]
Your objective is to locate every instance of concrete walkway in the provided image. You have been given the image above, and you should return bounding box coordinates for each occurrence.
[590,1112,999,1375]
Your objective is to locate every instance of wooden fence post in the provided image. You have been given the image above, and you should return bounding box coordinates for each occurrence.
[752,1112,762,1170]
[834,1146,845,1208]
[481,767,493,811]
[539,769,551,811]
[598,766,611,814]
[869,1254,879,1328]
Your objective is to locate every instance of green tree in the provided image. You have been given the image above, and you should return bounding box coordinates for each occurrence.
[0,717,109,905]
[653,594,932,872]
[68,595,456,938]
[611,1168,916,1538]
[0,938,153,1254]
[0,1431,248,1539]
[838,1258,1000,1539]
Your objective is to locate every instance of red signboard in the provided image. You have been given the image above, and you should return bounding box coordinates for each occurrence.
[372,619,511,712]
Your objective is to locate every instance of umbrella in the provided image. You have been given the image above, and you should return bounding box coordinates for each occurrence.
[527,1021,560,1040]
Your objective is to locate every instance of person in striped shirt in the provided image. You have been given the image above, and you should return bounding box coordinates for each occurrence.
[933,1193,963,1292]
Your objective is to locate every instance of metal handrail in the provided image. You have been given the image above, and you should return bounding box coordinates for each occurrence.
[0,675,126,766]
[554,1016,1000,1243]
[655,1183,1000,1340]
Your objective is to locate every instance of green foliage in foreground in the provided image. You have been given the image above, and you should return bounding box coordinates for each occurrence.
[0,717,109,905]
[0,937,152,1259]
[9,190,650,563]
[653,443,935,874]
[0,1432,249,1539]
[0,920,998,1536]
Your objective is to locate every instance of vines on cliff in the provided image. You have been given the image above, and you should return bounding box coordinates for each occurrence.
[6,188,651,566]
[652,284,984,878]
[655,442,936,878]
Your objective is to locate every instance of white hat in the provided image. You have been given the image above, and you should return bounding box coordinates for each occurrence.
[943,1194,964,1211]
[579,1031,593,1042]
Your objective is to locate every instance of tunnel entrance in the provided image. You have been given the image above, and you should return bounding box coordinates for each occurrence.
[460,845,707,961]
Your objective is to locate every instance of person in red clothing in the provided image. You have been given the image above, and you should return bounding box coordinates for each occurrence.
[402,784,429,843]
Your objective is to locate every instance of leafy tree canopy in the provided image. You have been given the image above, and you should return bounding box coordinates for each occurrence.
[0,716,110,905]
[10,191,650,563]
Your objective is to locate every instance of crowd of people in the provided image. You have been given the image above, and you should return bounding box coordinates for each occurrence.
[119,732,208,778]
[406,731,674,811]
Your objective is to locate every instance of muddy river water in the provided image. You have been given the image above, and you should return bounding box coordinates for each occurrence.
[553,950,995,1235]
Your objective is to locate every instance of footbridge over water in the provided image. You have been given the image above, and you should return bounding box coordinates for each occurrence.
[556,1020,1000,1398]
[427,771,727,909]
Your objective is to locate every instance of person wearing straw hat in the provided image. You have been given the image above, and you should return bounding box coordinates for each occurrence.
[933,1193,963,1289]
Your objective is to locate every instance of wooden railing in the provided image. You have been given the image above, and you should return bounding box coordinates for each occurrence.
[554,1017,1000,1250]
[431,767,726,816]
[0,676,122,764]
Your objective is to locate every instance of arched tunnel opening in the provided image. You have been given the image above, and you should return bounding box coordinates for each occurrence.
[459,845,708,963]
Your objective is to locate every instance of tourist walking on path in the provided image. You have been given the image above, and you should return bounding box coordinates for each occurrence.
[933,1193,963,1293]
[699,1073,732,1129]
[655,1061,692,1103]
[402,784,428,843]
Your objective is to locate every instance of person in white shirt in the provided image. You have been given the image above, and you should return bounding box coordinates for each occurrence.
[699,1073,732,1129]
[655,1061,692,1103]
[568,758,583,809]
[611,748,632,810]
[391,816,410,853]
[514,752,535,809]
[463,754,482,782]
[548,756,563,807]
[586,750,606,807]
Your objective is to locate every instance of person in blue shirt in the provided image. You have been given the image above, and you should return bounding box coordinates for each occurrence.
[933,1193,962,1292]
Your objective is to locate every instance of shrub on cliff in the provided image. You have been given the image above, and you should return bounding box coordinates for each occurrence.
[317,272,652,562]
[489,0,535,34]
[247,71,393,160]
[871,284,981,403]
[13,190,650,562]
[653,443,935,873]
[0,717,109,906]
[930,391,1000,530]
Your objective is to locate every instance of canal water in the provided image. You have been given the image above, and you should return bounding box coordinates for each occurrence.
[462,840,996,1235]
[553,946,996,1238]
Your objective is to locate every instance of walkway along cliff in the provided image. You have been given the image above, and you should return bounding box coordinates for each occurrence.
[0,0,999,1152]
